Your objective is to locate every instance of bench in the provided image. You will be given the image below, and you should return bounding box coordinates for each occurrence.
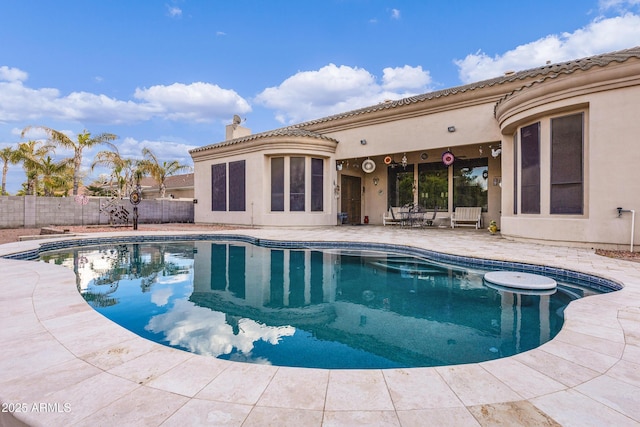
[450,207,482,229]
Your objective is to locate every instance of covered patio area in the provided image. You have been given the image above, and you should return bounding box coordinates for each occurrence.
[336,142,501,227]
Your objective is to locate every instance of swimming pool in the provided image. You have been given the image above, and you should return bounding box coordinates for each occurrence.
[38,237,610,369]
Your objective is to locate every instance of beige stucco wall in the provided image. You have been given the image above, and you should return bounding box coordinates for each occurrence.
[325,102,503,226]
[192,136,338,227]
[497,60,640,249]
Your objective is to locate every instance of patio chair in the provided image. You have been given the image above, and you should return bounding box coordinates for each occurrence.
[424,206,439,227]
[383,206,402,226]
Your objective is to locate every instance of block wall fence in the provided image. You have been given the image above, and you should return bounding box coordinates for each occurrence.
[0,196,194,228]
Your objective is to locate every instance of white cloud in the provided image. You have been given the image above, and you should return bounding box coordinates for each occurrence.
[599,0,640,11]
[0,66,28,82]
[119,136,196,163]
[254,64,432,124]
[0,77,62,122]
[60,92,161,123]
[134,82,252,123]
[382,65,432,90]
[167,5,182,17]
[454,13,640,84]
[0,70,251,125]
[391,8,401,19]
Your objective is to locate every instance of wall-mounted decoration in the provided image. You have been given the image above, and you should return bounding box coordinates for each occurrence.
[442,150,455,166]
[383,156,392,165]
[362,158,376,173]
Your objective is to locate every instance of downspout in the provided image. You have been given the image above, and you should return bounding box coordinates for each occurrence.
[617,208,636,252]
[630,210,635,253]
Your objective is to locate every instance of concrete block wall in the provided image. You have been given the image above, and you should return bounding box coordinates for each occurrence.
[0,196,25,228]
[0,196,194,228]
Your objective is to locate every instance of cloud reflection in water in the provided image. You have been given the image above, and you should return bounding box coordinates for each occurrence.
[145,299,296,361]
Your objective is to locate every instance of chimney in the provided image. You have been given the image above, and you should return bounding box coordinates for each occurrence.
[225,115,251,140]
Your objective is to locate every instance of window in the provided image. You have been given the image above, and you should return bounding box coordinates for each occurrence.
[453,158,488,211]
[211,163,226,211]
[311,158,324,212]
[418,162,448,210]
[271,156,325,212]
[229,160,246,212]
[388,165,414,207]
[551,113,583,214]
[290,157,305,211]
[211,161,245,212]
[520,122,540,214]
[271,157,284,211]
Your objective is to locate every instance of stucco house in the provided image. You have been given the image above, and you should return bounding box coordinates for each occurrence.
[138,173,194,200]
[190,46,640,250]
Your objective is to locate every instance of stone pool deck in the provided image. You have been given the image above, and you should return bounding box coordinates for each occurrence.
[1,226,639,426]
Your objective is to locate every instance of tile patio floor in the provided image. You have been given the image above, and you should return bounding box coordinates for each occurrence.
[1,226,639,426]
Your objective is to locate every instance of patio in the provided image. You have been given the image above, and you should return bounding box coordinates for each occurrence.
[1,226,639,426]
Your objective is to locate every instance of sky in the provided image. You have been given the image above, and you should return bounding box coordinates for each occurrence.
[1,0,640,194]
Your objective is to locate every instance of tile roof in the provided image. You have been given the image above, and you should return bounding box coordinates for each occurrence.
[189,128,337,154]
[493,46,640,114]
[139,173,194,189]
[293,46,640,128]
[190,46,640,155]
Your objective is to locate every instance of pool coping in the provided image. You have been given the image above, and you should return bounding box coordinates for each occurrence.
[1,227,639,426]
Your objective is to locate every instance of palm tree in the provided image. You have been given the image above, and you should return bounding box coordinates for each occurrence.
[38,156,73,196]
[16,140,55,195]
[139,147,191,198]
[0,145,20,195]
[21,126,118,196]
[91,147,140,198]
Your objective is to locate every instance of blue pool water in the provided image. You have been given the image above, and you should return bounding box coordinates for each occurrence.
[40,240,603,369]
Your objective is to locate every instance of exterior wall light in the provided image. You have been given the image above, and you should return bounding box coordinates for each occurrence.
[447,126,456,132]
[360,139,367,145]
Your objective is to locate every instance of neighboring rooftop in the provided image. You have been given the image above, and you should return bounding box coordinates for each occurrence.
[139,173,194,190]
